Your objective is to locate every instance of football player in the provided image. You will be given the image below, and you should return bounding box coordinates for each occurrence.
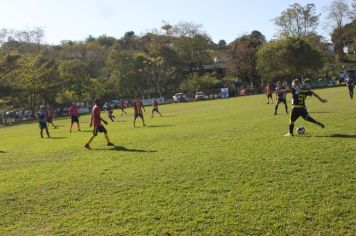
[285,79,327,136]
[274,81,289,115]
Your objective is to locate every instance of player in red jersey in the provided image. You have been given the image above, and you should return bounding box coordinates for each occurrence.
[45,106,57,128]
[119,99,127,116]
[264,83,273,104]
[132,98,146,128]
[85,99,114,149]
[151,98,162,117]
[69,102,81,132]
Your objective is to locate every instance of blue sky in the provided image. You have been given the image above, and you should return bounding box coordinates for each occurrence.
[0,0,352,45]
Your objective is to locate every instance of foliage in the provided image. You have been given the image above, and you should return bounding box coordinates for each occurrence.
[257,37,323,81]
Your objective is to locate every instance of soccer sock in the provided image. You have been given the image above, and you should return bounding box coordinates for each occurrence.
[78,123,80,130]
[70,124,73,130]
[274,105,278,113]
[104,134,111,143]
[289,123,294,134]
[305,116,319,125]
[87,136,95,145]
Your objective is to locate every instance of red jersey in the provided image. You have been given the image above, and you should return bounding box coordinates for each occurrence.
[133,100,144,114]
[120,100,126,108]
[265,84,272,95]
[69,106,78,117]
[45,109,53,118]
[153,100,158,109]
[92,104,101,126]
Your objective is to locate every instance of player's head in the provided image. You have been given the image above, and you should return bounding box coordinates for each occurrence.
[40,105,45,110]
[94,98,100,105]
[292,79,300,88]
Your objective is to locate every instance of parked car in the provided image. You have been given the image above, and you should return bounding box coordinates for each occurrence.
[195,92,208,100]
[173,93,187,103]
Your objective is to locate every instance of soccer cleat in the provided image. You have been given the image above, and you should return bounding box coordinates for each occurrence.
[78,129,81,131]
[274,112,277,115]
[84,143,91,150]
[284,133,294,137]
[70,130,72,133]
[320,123,325,129]
[107,142,114,146]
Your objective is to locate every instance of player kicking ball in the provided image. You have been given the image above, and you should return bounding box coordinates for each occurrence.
[285,79,327,136]
[85,99,114,149]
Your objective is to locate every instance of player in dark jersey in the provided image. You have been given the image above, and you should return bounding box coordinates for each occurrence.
[119,99,127,116]
[345,74,354,99]
[274,81,289,115]
[45,106,57,128]
[106,103,115,122]
[85,99,114,150]
[132,98,146,128]
[285,79,327,136]
[37,105,50,138]
[151,98,162,118]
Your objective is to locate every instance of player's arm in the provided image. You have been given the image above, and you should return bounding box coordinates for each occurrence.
[313,92,327,103]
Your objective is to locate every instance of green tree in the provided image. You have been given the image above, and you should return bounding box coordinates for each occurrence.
[256,38,323,81]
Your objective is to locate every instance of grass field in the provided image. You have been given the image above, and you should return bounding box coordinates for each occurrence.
[0,87,355,235]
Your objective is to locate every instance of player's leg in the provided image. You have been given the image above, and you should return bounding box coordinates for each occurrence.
[102,128,114,146]
[302,110,324,128]
[274,100,280,115]
[286,107,300,136]
[77,118,81,131]
[70,118,73,132]
[151,110,154,118]
[133,114,137,128]
[45,127,50,138]
[85,127,97,149]
[140,114,145,126]
[283,100,288,113]
[40,127,44,138]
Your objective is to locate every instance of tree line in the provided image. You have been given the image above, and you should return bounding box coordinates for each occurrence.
[0,0,355,112]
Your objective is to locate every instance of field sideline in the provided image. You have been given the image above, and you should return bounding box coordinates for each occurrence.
[0,86,355,235]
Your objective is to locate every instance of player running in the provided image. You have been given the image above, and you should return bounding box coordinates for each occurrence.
[132,98,146,128]
[151,98,162,118]
[69,102,80,132]
[85,99,114,149]
[37,105,50,138]
[119,99,127,116]
[274,81,289,115]
[265,83,273,104]
[285,79,327,136]
[45,106,57,128]
[345,74,354,99]
[107,103,115,122]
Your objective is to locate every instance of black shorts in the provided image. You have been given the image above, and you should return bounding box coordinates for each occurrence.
[46,117,53,123]
[71,116,79,123]
[39,121,47,129]
[152,108,159,112]
[93,125,107,136]
[134,113,144,119]
[267,93,272,98]
[277,98,287,104]
[290,107,309,122]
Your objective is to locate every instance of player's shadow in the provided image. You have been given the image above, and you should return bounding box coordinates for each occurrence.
[50,137,68,139]
[0,150,6,153]
[316,133,356,139]
[147,124,175,128]
[309,111,330,114]
[160,115,176,117]
[81,130,94,133]
[106,145,156,153]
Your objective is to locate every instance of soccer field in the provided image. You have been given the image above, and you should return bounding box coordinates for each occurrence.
[0,86,355,235]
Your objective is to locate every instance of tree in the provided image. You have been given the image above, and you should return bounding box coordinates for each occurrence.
[256,38,323,81]
[273,3,320,37]
[326,0,351,61]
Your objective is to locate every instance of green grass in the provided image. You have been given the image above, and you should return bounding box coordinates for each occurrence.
[0,87,355,235]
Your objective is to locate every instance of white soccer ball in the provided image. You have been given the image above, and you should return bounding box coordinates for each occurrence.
[296,126,305,135]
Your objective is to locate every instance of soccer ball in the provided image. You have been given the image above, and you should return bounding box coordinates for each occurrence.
[296,126,305,135]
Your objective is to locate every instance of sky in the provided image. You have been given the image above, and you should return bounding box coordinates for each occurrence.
[0,0,353,45]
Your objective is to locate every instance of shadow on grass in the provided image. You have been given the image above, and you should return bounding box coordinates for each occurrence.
[50,137,68,139]
[309,111,330,114]
[0,150,6,153]
[160,115,176,117]
[96,145,156,153]
[316,133,356,138]
[147,124,175,128]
